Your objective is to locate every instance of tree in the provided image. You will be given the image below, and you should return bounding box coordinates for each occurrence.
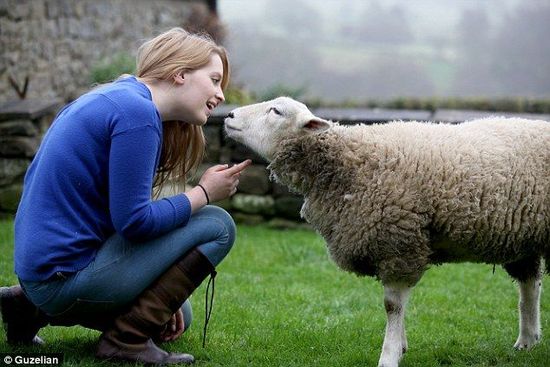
[490,2,550,97]
[354,1,415,45]
[451,6,496,96]
[263,0,323,42]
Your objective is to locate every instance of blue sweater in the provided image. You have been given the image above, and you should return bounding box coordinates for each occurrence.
[14,77,192,281]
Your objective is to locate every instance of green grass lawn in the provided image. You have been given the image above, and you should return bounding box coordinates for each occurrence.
[1,219,549,366]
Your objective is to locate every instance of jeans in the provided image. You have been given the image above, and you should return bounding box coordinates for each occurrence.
[20,205,235,328]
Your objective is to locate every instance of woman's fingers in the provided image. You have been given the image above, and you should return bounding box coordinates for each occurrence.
[225,159,252,176]
[199,160,252,202]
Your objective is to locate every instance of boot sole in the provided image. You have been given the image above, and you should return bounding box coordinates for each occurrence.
[97,337,194,365]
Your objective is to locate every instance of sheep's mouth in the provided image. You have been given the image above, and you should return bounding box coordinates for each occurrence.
[224,123,242,132]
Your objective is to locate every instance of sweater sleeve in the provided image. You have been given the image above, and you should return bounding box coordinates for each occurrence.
[109,125,191,241]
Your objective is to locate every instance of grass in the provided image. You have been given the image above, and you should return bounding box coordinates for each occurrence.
[1,219,549,366]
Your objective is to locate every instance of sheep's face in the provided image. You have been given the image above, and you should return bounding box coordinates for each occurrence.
[224,97,331,161]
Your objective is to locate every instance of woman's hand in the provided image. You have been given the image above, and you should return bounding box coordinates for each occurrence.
[158,309,185,342]
[198,160,252,202]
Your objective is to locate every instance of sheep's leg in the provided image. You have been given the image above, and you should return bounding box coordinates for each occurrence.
[504,256,542,350]
[378,283,412,367]
[514,275,542,350]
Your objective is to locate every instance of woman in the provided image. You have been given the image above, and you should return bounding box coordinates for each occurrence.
[0,28,250,364]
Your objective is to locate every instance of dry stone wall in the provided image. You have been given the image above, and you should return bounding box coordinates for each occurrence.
[0,99,61,218]
[0,0,219,102]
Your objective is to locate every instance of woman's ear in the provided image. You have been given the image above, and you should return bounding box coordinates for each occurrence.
[173,72,185,85]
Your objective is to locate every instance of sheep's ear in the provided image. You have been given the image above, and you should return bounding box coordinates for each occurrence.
[303,118,331,133]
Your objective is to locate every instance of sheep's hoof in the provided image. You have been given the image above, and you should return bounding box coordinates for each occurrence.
[377,352,402,367]
[514,334,541,350]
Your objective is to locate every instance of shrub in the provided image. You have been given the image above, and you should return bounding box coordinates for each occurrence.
[90,53,136,85]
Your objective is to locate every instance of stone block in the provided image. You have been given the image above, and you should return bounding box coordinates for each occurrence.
[238,164,270,195]
[274,196,304,220]
[213,198,232,211]
[0,120,39,136]
[224,138,267,164]
[272,181,294,197]
[0,1,8,18]
[231,212,265,226]
[218,146,232,164]
[0,98,61,121]
[204,125,221,162]
[45,0,76,19]
[29,1,46,20]
[0,158,29,186]
[231,194,275,216]
[34,112,57,135]
[6,0,30,20]
[0,136,40,158]
[186,164,209,187]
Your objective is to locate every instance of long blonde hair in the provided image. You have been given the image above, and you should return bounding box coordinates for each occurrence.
[136,28,230,192]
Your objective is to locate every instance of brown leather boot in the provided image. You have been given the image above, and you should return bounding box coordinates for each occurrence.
[96,248,215,365]
[0,285,47,345]
[47,309,117,331]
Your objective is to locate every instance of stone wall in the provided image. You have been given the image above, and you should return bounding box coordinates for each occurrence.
[0,99,61,218]
[0,0,222,102]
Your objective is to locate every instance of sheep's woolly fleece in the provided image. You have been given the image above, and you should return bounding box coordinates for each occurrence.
[268,118,550,284]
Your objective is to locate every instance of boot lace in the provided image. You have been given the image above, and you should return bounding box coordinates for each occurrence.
[202,270,217,348]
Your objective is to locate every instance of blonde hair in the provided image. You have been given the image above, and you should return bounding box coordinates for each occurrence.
[136,27,230,192]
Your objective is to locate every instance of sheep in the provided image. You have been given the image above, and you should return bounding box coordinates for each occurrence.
[224,97,550,367]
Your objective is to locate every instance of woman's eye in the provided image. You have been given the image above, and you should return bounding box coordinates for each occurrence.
[212,78,220,84]
[269,107,282,115]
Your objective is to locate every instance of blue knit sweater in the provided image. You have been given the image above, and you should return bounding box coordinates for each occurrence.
[14,77,191,281]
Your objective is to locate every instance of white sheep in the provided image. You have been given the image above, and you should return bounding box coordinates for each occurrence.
[224,97,550,367]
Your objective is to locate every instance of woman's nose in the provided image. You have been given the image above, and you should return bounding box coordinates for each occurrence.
[216,89,225,103]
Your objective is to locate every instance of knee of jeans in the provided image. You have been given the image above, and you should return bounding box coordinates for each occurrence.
[196,206,237,266]
[203,205,236,249]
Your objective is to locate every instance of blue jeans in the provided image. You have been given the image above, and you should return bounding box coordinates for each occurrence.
[20,205,235,328]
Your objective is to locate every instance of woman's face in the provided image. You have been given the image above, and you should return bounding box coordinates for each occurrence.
[172,54,225,125]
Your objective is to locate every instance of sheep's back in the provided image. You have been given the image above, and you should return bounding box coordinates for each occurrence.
[332,118,549,266]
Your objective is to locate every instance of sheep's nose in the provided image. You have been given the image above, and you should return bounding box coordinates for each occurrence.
[226,112,234,119]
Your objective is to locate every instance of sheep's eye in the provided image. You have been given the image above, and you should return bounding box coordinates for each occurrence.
[269,107,282,116]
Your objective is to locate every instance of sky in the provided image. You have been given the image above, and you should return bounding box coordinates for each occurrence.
[217,0,549,102]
